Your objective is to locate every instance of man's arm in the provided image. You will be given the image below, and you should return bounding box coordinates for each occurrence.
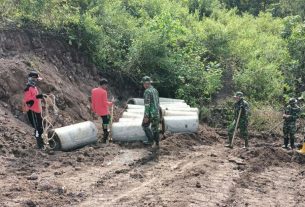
[144,90,151,118]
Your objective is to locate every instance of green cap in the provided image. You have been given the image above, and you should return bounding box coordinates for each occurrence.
[234,91,243,98]
[141,76,152,83]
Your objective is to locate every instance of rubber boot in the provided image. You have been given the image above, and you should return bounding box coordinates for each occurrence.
[154,132,160,148]
[244,138,249,149]
[143,127,154,145]
[290,137,295,149]
[282,138,289,149]
[36,136,44,149]
[102,129,109,143]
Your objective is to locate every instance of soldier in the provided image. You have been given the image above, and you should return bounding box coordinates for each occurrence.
[282,98,300,149]
[141,76,160,147]
[225,92,250,148]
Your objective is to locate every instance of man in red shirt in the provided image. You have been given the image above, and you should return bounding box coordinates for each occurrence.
[23,71,45,149]
[91,79,114,143]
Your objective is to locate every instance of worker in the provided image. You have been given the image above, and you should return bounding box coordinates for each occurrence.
[282,98,300,149]
[225,92,250,148]
[141,76,160,147]
[23,71,45,149]
[91,79,114,143]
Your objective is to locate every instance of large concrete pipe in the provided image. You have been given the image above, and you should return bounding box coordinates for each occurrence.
[159,98,185,103]
[50,121,98,151]
[164,111,198,117]
[164,116,198,133]
[128,98,144,105]
[126,109,144,114]
[164,107,199,114]
[122,112,144,118]
[112,122,147,142]
[127,104,144,109]
[118,118,143,123]
[128,98,186,106]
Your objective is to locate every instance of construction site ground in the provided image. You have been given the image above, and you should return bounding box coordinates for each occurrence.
[1,29,305,207]
[1,117,305,207]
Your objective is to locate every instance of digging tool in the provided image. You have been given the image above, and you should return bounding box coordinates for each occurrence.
[230,108,242,148]
[109,103,114,142]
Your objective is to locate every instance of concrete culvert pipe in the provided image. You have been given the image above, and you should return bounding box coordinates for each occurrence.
[127,104,144,109]
[159,98,185,103]
[50,121,98,151]
[126,109,144,114]
[164,111,198,117]
[164,108,199,114]
[118,118,143,123]
[164,116,198,133]
[122,112,144,118]
[112,123,147,142]
[128,98,144,105]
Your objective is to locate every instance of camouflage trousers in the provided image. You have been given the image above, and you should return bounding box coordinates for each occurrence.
[142,116,160,144]
[228,119,249,147]
[283,122,296,148]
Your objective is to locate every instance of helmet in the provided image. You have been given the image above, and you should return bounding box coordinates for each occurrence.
[289,98,297,104]
[141,76,152,83]
[234,91,243,98]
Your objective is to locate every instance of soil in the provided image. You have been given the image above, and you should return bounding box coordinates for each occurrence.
[1,29,305,207]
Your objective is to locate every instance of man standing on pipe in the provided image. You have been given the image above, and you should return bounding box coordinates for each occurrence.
[142,76,160,147]
[23,70,45,149]
[282,98,300,150]
[91,79,114,143]
[225,92,250,148]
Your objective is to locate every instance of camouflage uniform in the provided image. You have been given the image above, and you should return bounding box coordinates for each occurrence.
[142,84,160,145]
[227,95,250,147]
[283,99,300,149]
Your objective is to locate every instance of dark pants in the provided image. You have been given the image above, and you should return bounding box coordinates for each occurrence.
[27,110,44,149]
[283,122,296,148]
[101,115,111,142]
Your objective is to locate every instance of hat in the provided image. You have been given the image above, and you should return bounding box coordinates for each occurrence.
[28,70,42,80]
[141,76,152,83]
[234,91,243,98]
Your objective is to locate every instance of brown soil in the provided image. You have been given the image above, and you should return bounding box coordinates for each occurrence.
[1,29,305,207]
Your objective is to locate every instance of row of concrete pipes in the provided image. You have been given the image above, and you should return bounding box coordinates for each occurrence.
[112,98,199,142]
[49,98,199,151]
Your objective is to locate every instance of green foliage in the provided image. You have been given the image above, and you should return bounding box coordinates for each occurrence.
[1,0,304,107]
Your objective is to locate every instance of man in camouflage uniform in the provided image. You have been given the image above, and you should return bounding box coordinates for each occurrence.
[226,92,250,148]
[282,98,300,149]
[141,76,160,147]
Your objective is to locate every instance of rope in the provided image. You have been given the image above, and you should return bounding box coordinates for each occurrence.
[41,94,59,150]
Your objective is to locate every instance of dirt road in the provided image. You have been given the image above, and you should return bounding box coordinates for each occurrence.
[1,124,305,207]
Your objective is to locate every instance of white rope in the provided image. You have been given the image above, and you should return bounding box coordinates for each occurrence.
[41,94,59,149]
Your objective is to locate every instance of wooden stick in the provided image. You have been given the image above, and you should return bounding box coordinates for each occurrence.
[230,108,242,147]
[109,104,114,142]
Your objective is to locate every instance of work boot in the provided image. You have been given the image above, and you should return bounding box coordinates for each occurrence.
[290,139,295,149]
[102,129,109,143]
[282,138,289,149]
[36,137,45,150]
[225,144,233,148]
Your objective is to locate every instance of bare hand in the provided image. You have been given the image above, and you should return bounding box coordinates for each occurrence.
[143,117,149,124]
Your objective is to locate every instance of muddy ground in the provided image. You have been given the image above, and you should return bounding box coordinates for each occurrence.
[1,29,305,207]
[1,118,305,207]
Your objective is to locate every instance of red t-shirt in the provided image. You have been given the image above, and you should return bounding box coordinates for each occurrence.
[91,87,113,116]
[23,86,42,113]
